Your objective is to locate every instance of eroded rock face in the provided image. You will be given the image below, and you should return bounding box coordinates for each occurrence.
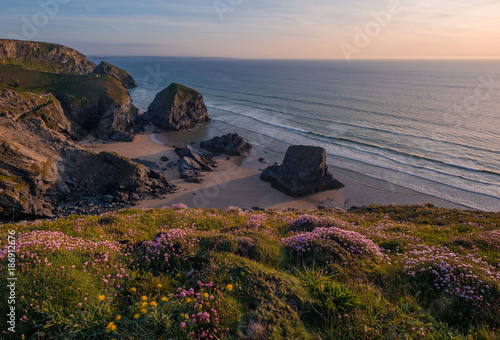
[145,83,210,131]
[0,102,173,220]
[0,39,96,74]
[92,61,138,89]
[200,133,252,156]
[0,89,72,135]
[0,63,138,141]
[175,145,217,183]
[260,145,344,197]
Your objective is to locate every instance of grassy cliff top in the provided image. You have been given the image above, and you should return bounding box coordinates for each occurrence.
[1,204,498,339]
[153,83,200,107]
[0,64,128,107]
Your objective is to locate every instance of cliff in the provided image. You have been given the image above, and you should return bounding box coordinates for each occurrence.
[0,40,173,219]
[145,83,210,130]
[0,39,96,74]
[0,63,138,141]
[0,95,172,219]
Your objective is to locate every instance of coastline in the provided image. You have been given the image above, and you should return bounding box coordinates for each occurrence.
[82,127,469,212]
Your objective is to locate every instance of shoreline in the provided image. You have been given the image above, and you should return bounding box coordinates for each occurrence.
[82,128,469,212]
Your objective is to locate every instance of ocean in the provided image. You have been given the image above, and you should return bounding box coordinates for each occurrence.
[90,58,500,211]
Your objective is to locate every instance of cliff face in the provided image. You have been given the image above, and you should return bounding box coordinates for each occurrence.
[0,93,171,219]
[0,64,138,141]
[0,39,96,74]
[0,40,173,219]
[92,61,138,89]
[145,83,210,131]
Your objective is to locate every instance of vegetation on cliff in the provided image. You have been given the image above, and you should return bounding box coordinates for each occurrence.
[1,204,498,339]
[0,39,96,74]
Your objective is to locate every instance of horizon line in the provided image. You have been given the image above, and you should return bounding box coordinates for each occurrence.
[86,55,500,61]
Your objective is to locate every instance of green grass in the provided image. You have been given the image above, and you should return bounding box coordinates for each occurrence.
[0,64,128,109]
[0,204,499,339]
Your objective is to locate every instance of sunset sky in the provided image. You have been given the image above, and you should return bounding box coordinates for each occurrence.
[1,0,499,59]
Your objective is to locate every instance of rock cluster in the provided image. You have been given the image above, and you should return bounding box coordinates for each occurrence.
[175,145,217,183]
[261,145,344,197]
[145,83,210,131]
[200,133,252,156]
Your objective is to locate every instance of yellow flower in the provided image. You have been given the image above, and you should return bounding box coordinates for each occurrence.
[140,308,147,314]
[186,298,191,303]
[150,301,158,307]
[141,296,148,301]
[130,288,136,292]
[133,314,140,319]
[106,322,116,333]
[203,293,209,298]
[226,284,233,291]
[115,315,122,321]
[157,284,162,288]
[161,297,168,301]
[98,295,106,301]
[141,302,148,308]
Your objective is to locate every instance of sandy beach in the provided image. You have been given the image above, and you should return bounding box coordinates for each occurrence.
[83,128,468,212]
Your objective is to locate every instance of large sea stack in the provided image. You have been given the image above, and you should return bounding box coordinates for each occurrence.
[145,83,210,131]
[261,145,344,197]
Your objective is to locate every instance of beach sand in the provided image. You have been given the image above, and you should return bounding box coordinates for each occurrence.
[82,129,467,212]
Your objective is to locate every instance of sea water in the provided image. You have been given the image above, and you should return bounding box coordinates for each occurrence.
[89,58,500,211]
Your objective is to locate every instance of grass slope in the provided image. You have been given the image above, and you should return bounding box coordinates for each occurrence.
[0,64,128,108]
[0,204,499,339]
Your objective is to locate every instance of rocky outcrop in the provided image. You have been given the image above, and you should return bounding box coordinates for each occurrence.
[0,40,176,220]
[175,145,217,183]
[260,145,344,197]
[0,64,138,141]
[0,39,95,74]
[145,83,210,131]
[92,61,138,89]
[0,93,173,220]
[60,76,139,141]
[200,133,252,156]
[61,150,171,203]
[0,89,72,135]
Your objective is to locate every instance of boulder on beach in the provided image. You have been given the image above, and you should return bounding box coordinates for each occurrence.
[200,133,252,156]
[145,83,210,131]
[260,145,344,197]
[175,145,217,183]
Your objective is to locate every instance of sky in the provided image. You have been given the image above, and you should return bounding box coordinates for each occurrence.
[1,0,499,59]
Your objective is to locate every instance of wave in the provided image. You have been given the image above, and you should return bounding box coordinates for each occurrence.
[206,101,500,156]
[214,116,500,211]
[208,103,500,179]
